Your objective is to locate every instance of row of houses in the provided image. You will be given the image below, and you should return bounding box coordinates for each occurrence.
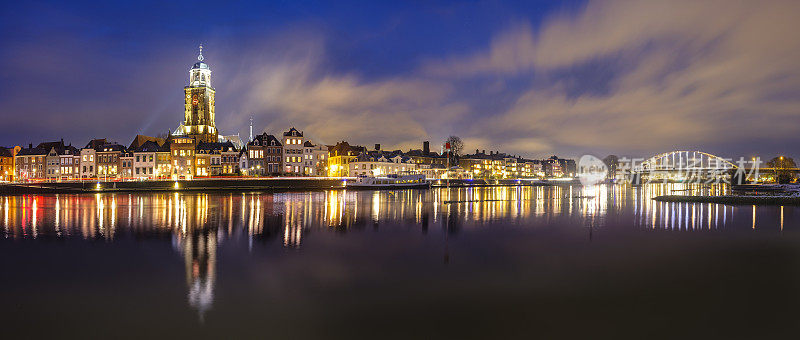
[1,127,331,181]
[458,150,576,179]
[0,129,574,182]
[326,142,575,179]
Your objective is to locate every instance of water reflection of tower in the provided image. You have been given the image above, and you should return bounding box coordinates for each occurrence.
[179,228,217,321]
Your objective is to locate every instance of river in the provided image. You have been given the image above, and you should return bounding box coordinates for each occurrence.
[1,184,798,338]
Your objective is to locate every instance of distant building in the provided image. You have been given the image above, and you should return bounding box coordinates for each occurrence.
[155,141,172,179]
[54,144,80,180]
[95,143,125,179]
[170,136,196,179]
[120,151,134,178]
[37,140,73,180]
[242,133,282,176]
[132,140,160,179]
[406,141,448,167]
[0,146,19,181]
[303,141,328,176]
[218,134,243,150]
[282,127,305,175]
[543,156,576,177]
[459,150,505,179]
[80,148,96,179]
[349,150,417,177]
[128,135,166,151]
[197,141,238,176]
[417,163,448,179]
[15,144,48,180]
[327,141,365,177]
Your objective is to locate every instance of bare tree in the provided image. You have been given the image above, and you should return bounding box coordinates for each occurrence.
[766,156,797,183]
[445,136,464,156]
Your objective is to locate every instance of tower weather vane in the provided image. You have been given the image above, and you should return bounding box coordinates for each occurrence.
[198,44,204,61]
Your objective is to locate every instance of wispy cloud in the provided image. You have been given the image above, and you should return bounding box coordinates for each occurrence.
[225,32,468,149]
[2,0,799,159]
[423,0,800,157]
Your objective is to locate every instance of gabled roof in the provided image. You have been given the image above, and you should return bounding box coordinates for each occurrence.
[95,143,125,152]
[303,141,315,147]
[84,138,107,149]
[0,147,13,158]
[58,145,79,155]
[197,141,238,153]
[249,133,281,147]
[354,150,413,163]
[16,147,48,156]
[129,135,165,150]
[329,141,365,157]
[37,140,67,152]
[132,140,162,153]
[282,127,303,137]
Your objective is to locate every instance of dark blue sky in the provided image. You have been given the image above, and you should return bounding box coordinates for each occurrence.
[1,0,799,159]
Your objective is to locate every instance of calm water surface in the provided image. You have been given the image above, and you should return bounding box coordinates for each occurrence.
[2,184,799,338]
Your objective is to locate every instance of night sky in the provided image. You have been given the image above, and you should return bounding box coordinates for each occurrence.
[1,0,798,159]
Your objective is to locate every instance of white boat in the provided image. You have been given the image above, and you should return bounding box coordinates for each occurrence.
[347,173,429,189]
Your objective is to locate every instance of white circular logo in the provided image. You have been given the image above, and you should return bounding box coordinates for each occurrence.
[577,155,608,186]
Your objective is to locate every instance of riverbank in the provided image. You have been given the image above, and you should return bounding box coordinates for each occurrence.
[0,177,564,195]
[653,194,800,205]
[0,178,346,194]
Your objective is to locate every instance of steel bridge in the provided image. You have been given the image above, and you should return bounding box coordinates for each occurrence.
[631,151,737,181]
[636,151,737,172]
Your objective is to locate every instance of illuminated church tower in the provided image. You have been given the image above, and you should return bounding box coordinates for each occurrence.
[182,45,218,143]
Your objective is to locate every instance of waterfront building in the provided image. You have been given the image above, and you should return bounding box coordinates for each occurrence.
[170,136,196,179]
[543,156,576,178]
[15,144,47,180]
[79,147,96,179]
[327,141,365,177]
[521,160,544,178]
[218,134,243,149]
[155,142,172,179]
[303,141,328,176]
[132,141,160,179]
[0,146,19,181]
[238,148,250,176]
[38,140,70,180]
[417,163,448,179]
[459,150,504,179]
[180,46,218,144]
[72,153,81,179]
[348,151,417,177]
[243,133,282,176]
[95,143,125,179]
[195,149,210,177]
[54,145,79,180]
[406,141,448,167]
[129,135,166,150]
[220,142,239,175]
[282,127,305,175]
[197,141,238,176]
[120,151,134,178]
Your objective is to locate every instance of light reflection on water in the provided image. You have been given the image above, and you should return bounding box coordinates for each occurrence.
[0,183,751,241]
[0,183,795,321]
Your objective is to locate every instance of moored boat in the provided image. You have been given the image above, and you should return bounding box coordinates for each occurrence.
[347,173,429,189]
